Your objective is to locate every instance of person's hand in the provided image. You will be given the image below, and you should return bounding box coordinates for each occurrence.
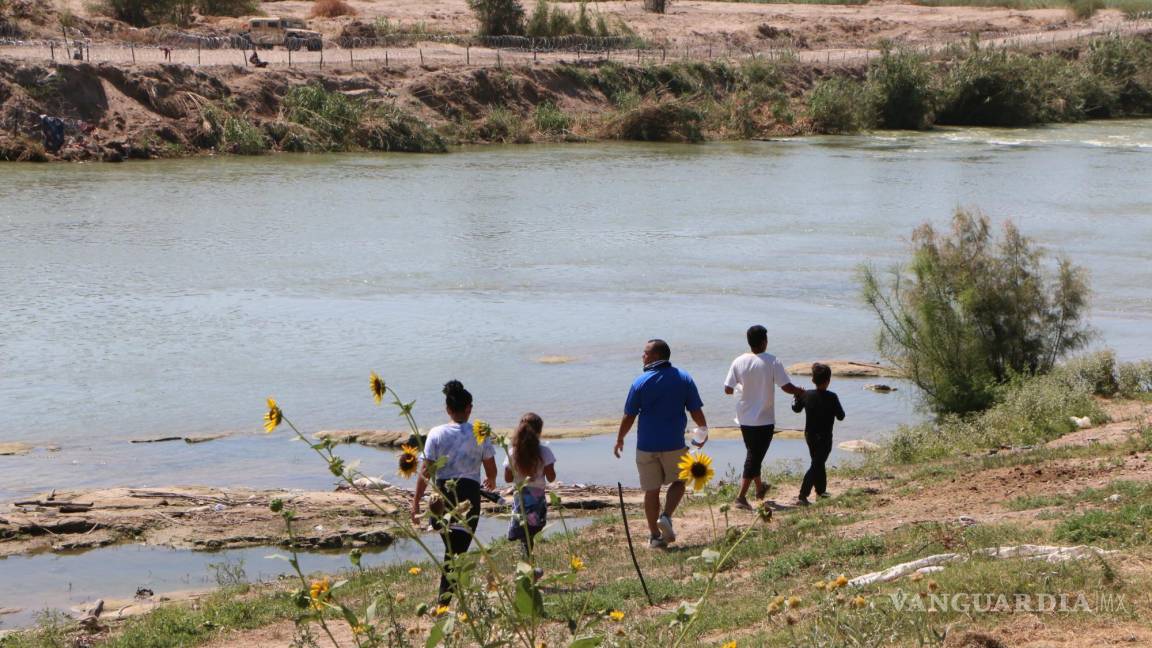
[410,508,421,527]
[613,437,625,458]
[483,477,496,491]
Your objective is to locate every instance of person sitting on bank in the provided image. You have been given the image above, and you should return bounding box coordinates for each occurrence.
[792,362,846,505]
[614,339,708,549]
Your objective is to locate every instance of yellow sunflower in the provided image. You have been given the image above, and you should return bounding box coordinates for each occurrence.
[398,444,420,479]
[309,576,330,609]
[473,420,492,446]
[677,451,714,492]
[609,610,625,621]
[370,371,386,405]
[263,397,282,433]
[569,555,585,572]
[721,642,737,648]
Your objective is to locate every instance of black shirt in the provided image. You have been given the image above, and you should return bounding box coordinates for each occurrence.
[791,389,845,438]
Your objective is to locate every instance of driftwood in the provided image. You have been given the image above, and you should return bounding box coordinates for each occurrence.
[127,490,236,506]
[849,545,1117,588]
[130,437,183,444]
[14,500,94,508]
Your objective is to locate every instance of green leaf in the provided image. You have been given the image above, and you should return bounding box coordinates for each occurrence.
[425,618,445,648]
[548,491,562,507]
[366,599,378,624]
[514,574,545,619]
[569,636,603,648]
[338,603,359,628]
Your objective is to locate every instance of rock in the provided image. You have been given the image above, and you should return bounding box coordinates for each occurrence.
[0,443,33,456]
[184,434,227,444]
[1070,416,1093,429]
[787,360,901,378]
[838,439,881,453]
[958,515,977,526]
[0,607,22,616]
[864,384,897,393]
[1106,493,1122,503]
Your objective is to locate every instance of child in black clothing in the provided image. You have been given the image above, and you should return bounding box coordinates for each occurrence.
[791,363,845,505]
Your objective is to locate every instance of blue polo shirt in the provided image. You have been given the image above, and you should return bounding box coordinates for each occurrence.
[624,362,703,453]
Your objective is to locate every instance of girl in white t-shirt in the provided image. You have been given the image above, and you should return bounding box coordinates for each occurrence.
[504,412,557,559]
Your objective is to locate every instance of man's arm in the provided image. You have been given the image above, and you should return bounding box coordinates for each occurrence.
[411,463,430,525]
[689,408,707,428]
[503,465,514,483]
[834,394,846,421]
[482,456,497,491]
[614,414,637,458]
[781,382,804,397]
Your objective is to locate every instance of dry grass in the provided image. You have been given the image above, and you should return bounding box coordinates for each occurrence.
[309,0,357,19]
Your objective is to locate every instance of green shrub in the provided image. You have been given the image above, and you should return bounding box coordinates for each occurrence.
[861,210,1092,415]
[937,48,1079,126]
[197,0,259,17]
[609,100,704,142]
[533,101,572,135]
[361,106,448,152]
[867,46,936,130]
[1117,360,1152,397]
[221,115,270,155]
[468,0,526,36]
[1062,351,1120,397]
[808,77,871,133]
[283,83,364,149]
[527,0,620,38]
[1055,502,1152,545]
[480,107,532,143]
[1082,36,1152,116]
[1068,0,1105,18]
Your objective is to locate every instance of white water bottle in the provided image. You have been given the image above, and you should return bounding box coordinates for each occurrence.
[690,426,709,448]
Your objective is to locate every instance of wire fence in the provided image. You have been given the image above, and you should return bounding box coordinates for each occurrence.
[1,17,1151,70]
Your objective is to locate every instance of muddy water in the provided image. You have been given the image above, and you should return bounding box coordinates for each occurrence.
[2,120,1152,504]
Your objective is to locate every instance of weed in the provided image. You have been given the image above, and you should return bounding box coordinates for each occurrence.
[533,101,571,136]
[808,76,870,133]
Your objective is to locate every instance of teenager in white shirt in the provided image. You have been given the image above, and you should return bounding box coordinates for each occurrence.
[723,325,805,510]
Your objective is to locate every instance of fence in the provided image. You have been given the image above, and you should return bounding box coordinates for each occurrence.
[1,17,1151,71]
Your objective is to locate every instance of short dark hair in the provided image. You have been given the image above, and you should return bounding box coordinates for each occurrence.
[442,379,473,413]
[812,363,832,385]
[646,339,671,361]
[746,325,768,349]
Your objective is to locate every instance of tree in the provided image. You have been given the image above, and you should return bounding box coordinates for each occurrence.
[468,0,525,36]
[860,210,1091,415]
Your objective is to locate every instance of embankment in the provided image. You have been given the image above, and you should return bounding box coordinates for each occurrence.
[2,32,1152,162]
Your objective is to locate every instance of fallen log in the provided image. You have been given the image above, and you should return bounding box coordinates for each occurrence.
[849,544,1116,588]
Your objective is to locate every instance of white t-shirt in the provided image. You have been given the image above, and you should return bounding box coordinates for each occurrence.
[503,445,556,491]
[724,352,792,426]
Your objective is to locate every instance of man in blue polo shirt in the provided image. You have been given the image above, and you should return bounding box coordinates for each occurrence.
[614,339,708,548]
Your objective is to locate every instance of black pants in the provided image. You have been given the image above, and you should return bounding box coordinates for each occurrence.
[740,424,775,480]
[435,478,482,602]
[800,434,833,498]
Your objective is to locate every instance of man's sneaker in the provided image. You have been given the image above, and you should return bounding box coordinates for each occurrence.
[733,497,753,511]
[755,483,771,500]
[796,496,811,506]
[648,535,667,549]
[818,492,832,499]
[657,514,676,543]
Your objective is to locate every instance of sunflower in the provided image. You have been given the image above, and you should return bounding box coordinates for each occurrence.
[263,397,282,433]
[398,444,420,478]
[569,555,585,572]
[677,451,714,492]
[609,610,625,621]
[721,642,736,648]
[370,372,387,405]
[309,577,330,609]
[473,420,492,446]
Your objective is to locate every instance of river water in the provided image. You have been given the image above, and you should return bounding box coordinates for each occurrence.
[2,120,1152,505]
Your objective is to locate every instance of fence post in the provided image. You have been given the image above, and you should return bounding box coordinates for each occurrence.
[243,44,248,66]
[661,46,665,62]
[320,41,324,68]
[50,42,55,61]
[636,47,640,63]
[385,50,389,68]
[349,45,353,68]
[197,39,201,65]
[419,47,424,66]
[708,43,712,59]
[288,45,292,67]
[466,45,470,65]
[131,43,135,64]
[533,42,537,63]
[497,49,502,67]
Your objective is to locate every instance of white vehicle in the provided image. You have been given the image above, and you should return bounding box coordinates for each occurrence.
[246,17,323,51]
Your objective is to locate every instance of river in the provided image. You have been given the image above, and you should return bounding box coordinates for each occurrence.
[2,120,1151,504]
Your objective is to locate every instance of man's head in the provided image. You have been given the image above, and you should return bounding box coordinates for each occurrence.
[746,325,768,353]
[811,362,832,389]
[643,339,671,366]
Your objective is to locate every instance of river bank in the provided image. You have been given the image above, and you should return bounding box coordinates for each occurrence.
[2,29,1151,162]
[3,394,1148,645]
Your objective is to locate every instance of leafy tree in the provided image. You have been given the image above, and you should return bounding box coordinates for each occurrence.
[468,0,525,36]
[861,210,1091,415]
